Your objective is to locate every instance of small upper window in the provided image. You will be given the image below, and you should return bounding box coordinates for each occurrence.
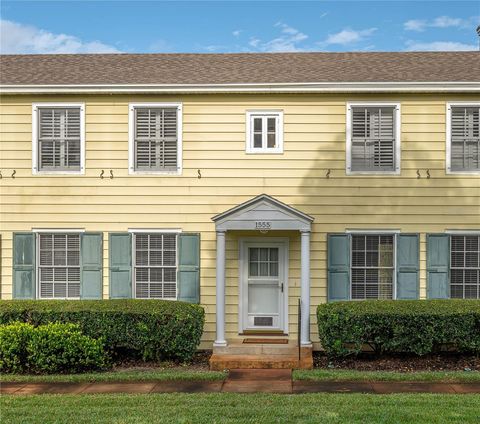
[447,105,480,173]
[129,104,182,174]
[347,104,400,174]
[246,111,283,153]
[33,104,84,174]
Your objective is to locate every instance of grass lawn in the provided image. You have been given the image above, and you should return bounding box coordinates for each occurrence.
[2,393,480,424]
[0,369,226,383]
[293,369,480,383]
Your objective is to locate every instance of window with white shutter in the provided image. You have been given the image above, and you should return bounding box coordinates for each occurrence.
[133,233,177,299]
[32,104,85,174]
[347,104,400,174]
[351,234,395,299]
[447,104,480,173]
[38,233,81,299]
[129,104,182,174]
[246,111,283,153]
[450,235,480,299]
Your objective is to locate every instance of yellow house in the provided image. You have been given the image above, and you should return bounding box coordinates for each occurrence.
[0,52,479,367]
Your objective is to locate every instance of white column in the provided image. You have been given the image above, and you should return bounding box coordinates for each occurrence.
[214,230,227,347]
[300,230,312,346]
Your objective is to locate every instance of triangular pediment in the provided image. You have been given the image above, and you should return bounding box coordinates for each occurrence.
[212,194,313,232]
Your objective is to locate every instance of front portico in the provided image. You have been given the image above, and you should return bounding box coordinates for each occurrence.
[211,194,314,353]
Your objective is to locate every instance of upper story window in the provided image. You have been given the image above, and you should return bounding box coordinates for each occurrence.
[133,232,177,299]
[351,234,395,300]
[32,104,85,174]
[38,233,81,299]
[246,111,283,153]
[447,104,480,173]
[129,103,182,174]
[347,103,400,175]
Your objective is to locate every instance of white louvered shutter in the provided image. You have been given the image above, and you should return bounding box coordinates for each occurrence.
[351,107,396,172]
[134,108,178,171]
[38,108,81,171]
[450,107,480,172]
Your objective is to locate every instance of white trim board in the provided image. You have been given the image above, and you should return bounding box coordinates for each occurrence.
[3,81,480,94]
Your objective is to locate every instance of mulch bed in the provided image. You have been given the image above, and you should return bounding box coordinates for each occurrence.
[313,352,480,372]
[113,350,212,372]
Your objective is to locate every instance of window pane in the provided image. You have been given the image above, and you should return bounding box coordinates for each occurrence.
[450,107,480,171]
[267,133,276,148]
[253,117,262,132]
[351,234,394,300]
[134,233,177,299]
[253,133,262,148]
[450,235,480,299]
[267,117,276,132]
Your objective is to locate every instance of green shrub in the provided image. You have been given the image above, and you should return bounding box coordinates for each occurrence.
[317,300,480,357]
[0,322,34,373]
[0,322,107,374]
[0,300,205,362]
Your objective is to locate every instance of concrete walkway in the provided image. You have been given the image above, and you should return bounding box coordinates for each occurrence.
[2,370,480,395]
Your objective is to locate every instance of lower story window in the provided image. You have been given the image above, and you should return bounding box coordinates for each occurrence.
[450,235,480,299]
[133,233,177,299]
[351,234,395,300]
[38,233,80,299]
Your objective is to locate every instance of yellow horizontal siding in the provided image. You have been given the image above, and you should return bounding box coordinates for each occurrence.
[1,93,479,347]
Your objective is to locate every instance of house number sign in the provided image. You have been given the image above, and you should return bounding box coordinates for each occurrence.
[255,221,272,230]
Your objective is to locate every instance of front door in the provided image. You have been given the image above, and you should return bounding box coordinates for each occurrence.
[240,240,287,333]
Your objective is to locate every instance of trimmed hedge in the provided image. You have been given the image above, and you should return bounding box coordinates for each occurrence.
[317,300,480,357]
[0,300,205,362]
[0,322,107,373]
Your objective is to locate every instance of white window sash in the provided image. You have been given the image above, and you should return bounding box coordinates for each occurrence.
[128,103,183,175]
[346,102,401,175]
[446,102,480,175]
[32,103,85,175]
[246,110,284,154]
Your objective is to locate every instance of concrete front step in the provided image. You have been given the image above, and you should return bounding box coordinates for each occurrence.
[210,354,301,370]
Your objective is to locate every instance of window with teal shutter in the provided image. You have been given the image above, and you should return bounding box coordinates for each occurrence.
[327,234,350,301]
[13,233,36,299]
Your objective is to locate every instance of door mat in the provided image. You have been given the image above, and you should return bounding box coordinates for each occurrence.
[243,338,289,344]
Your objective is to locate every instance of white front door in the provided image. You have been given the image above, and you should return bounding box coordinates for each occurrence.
[240,240,287,332]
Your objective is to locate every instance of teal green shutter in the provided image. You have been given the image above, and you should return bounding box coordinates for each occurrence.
[396,234,419,299]
[177,233,200,303]
[13,232,36,299]
[109,233,132,299]
[81,233,103,299]
[427,234,450,299]
[327,234,350,301]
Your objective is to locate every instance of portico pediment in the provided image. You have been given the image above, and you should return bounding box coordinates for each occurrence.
[212,194,313,232]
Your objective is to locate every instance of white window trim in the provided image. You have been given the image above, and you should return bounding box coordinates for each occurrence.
[446,102,480,175]
[346,102,401,176]
[131,230,180,300]
[245,110,284,154]
[348,231,398,300]
[128,102,183,175]
[445,230,480,235]
[32,103,85,175]
[34,229,84,300]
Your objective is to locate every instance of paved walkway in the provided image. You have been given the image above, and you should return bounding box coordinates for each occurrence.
[2,370,479,395]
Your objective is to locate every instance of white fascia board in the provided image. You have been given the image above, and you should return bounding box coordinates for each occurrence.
[1,81,480,94]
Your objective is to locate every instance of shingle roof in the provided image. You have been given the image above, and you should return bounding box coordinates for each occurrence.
[0,52,479,86]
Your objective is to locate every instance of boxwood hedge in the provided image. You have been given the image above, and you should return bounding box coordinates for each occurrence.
[0,300,204,362]
[317,300,480,357]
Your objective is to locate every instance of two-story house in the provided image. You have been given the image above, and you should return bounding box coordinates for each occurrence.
[0,52,479,368]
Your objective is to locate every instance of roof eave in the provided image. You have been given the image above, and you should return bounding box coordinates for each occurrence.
[1,81,480,94]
